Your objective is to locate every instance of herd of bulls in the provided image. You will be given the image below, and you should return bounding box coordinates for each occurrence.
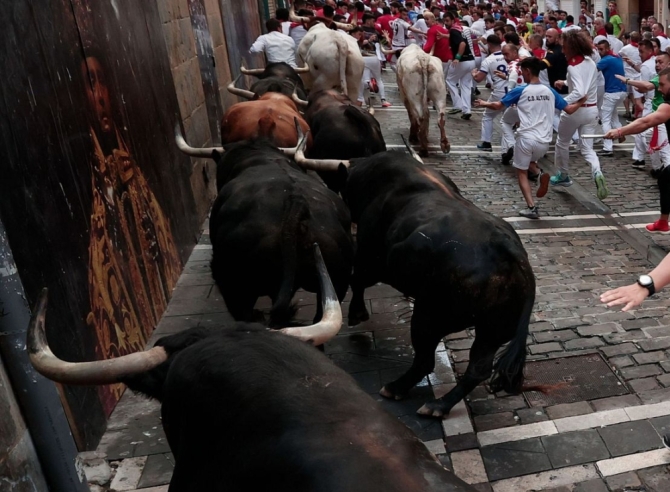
[27,37,537,492]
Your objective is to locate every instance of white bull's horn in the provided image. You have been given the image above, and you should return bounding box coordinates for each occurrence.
[294,132,350,171]
[227,74,256,100]
[333,21,354,31]
[280,244,342,345]
[277,117,304,156]
[289,7,310,22]
[401,134,424,164]
[239,65,266,76]
[27,289,168,385]
[292,85,309,107]
[174,123,224,158]
[293,64,310,73]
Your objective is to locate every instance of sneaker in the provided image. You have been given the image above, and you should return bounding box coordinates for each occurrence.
[460,113,472,120]
[597,150,613,157]
[501,148,514,166]
[519,206,540,219]
[528,171,539,182]
[381,100,392,108]
[594,171,609,200]
[550,172,573,187]
[369,78,379,93]
[632,160,646,170]
[623,111,632,120]
[447,108,462,115]
[477,142,492,151]
[646,220,670,234]
[536,171,550,198]
[651,168,663,179]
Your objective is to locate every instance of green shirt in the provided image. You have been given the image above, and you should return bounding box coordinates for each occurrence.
[610,14,623,37]
[651,76,664,112]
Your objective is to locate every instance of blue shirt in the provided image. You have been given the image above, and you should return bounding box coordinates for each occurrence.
[597,54,627,93]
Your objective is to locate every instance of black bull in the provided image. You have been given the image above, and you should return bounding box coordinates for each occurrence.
[341,152,535,418]
[302,90,386,191]
[211,141,353,324]
[235,62,308,100]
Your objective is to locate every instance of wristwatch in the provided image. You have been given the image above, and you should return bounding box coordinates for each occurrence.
[637,274,655,296]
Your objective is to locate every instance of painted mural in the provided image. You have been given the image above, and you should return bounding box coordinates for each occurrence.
[0,0,199,449]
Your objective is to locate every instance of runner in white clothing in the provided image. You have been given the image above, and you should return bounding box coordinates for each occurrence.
[550,30,609,200]
[249,19,297,68]
[619,32,642,120]
[476,57,584,219]
[472,35,508,151]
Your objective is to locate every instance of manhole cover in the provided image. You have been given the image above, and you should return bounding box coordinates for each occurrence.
[522,354,629,407]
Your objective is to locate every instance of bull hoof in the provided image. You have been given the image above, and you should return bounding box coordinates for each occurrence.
[348,310,370,326]
[409,136,419,145]
[441,142,451,154]
[379,385,405,401]
[419,149,429,158]
[417,400,451,419]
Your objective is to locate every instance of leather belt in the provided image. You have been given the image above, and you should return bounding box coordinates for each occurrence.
[581,103,597,107]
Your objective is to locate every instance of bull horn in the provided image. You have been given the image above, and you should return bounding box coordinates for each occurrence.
[333,21,354,31]
[174,124,224,158]
[401,134,424,164]
[293,64,310,73]
[292,85,309,108]
[227,74,257,100]
[277,117,304,156]
[294,130,350,171]
[280,244,342,345]
[367,98,375,116]
[27,289,168,385]
[239,58,264,76]
[289,7,310,23]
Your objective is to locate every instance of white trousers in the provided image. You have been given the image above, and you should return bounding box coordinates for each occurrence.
[501,106,519,152]
[555,106,601,177]
[446,60,475,114]
[358,56,386,102]
[601,91,626,151]
[633,123,670,170]
[481,93,504,143]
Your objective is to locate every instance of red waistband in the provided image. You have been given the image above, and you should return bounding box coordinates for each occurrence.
[581,103,597,107]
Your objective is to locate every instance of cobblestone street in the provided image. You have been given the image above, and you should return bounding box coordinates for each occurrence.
[89,71,670,491]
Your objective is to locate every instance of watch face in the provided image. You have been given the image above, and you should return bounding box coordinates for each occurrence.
[639,275,653,286]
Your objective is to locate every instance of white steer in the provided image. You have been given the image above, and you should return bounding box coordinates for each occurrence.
[396,45,450,157]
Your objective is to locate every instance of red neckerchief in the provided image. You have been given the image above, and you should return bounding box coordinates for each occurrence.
[568,55,585,66]
[596,28,606,36]
[566,22,574,26]
[659,33,668,39]
[631,42,639,47]
[451,19,463,32]
[606,50,619,58]
[532,47,547,58]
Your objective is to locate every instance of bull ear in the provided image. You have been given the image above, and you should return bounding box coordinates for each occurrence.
[212,149,223,161]
[337,162,349,182]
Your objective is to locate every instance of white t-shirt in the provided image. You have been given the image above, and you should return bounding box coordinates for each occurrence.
[608,35,624,55]
[658,35,670,51]
[290,25,308,52]
[249,31,297,67]
[507,59,525,91]
[412,19,428,46]
[392,18,411,49]
[564,56,599,105]
[640,56,657,114]
[619,43,642,80]
[480,51,508,96]
[471,18,486,37]
[501,83,568,141]
[281,21,292,36]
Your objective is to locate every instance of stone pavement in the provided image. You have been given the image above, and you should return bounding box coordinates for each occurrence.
[83,71,670,491]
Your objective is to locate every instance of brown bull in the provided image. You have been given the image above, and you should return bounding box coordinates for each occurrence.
[221,93,312,149]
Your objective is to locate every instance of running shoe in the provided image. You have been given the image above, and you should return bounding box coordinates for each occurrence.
[369,78,379,93]
[632,160,646,170]
[447,108,462,115]
[550,172,573,187]
[646,220,670,234]
[519,206,540,219]
[594,171,609,200]
[501,147,513,166]
[536,171,550,198]
[477,142,492,151]
[597,150,613,157]
[381,100,392,107]
[651,168,664,179]
[460,113,471,120]
[528,171,539,182]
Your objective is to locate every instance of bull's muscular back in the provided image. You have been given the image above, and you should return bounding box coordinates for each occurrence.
[345,153,532,303]
[221,93,310,148]
[132,325,475,492]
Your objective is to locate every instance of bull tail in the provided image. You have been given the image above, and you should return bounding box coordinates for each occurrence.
[489,293,534,394]
[336,35,348,96]
[270,194,311,326]
[258,113,277,142]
